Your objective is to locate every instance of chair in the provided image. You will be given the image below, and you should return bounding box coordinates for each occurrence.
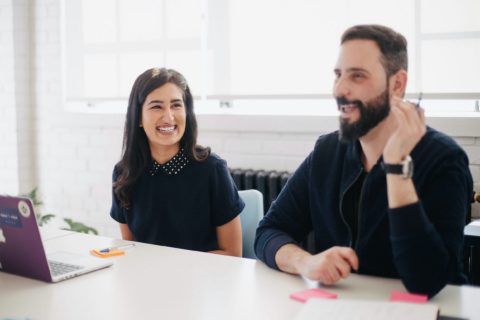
[464,221,480,285]
[464,191,480,285]
[238,189,264,259]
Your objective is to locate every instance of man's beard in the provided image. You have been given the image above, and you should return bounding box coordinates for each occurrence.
[337,89,390,143]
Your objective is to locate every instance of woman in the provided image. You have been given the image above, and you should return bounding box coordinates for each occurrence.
[110,68,244,256]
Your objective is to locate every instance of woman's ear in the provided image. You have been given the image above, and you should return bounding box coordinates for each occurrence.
[390,69,408,98]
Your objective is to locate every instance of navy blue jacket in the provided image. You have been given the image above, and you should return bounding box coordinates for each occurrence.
[255,127,472,297]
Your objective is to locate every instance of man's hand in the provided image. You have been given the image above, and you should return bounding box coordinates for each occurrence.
[296,246,359,285]
[383,96,426,164]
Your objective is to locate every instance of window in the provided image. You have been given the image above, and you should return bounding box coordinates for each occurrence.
[63,0,202,101]
[62,0,480,115]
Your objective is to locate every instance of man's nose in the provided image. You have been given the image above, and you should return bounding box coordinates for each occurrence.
[333,76,350,98]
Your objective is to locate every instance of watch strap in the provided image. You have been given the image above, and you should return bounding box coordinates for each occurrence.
[381,155,414,179]
[381,162,404,174]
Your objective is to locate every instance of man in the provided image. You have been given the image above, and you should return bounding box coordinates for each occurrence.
[254,24,472,297]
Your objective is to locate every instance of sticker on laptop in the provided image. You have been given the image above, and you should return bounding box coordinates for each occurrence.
[18,200,31,218]
[0,208,22,228]
[0,228,5,243]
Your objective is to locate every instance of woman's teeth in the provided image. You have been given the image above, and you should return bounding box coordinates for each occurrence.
[157,126,175,132]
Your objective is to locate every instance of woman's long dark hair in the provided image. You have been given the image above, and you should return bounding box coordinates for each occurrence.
[114,68,210,208]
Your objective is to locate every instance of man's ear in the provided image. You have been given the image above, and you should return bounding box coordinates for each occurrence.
[390,69,408,98]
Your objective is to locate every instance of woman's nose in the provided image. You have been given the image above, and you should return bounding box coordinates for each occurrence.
[161,107,174,121]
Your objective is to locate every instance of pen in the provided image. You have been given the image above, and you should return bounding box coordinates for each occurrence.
[99,243,136,253]
[415,92,423,108]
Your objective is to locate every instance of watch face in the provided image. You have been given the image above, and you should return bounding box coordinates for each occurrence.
[401,155,414,179]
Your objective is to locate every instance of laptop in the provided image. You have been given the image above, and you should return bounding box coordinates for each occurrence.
[0,195,113,282]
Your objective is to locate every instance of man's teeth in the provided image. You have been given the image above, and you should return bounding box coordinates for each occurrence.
[341,104,357,112]
[157,126,175,132]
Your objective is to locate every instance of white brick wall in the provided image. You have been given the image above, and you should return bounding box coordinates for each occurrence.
[1,0,479,239]
[13,0,35,194]
[0,0,19,195]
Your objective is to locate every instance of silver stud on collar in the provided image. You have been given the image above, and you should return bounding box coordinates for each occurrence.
[150,148,190,176]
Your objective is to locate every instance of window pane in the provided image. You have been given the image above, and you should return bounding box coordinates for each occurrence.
[421,0,480,33]
[119,52,165,96]
[166,0,202,39]
[345,0,415,37]
[421,39,480,92]
[166,50,202,95]
[84,54,118,97]
[228,0,347,95]
[82,0,116,44]
[226,0,416,95]
[119,0,164,41]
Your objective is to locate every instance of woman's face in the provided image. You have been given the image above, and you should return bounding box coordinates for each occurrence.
[141,82,187,156]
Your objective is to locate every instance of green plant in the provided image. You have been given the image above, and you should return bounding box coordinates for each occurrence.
[23,187,56,226]
[63,218,98,235]
[22,187,99,235]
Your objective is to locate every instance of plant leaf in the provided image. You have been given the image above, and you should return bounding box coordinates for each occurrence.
[63,218,98,235]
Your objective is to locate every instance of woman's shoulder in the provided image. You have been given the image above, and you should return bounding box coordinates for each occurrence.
[189,152,232,180]
[195,152,228,169]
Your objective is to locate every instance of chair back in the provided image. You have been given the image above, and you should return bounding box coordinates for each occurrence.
[238,190,264,259]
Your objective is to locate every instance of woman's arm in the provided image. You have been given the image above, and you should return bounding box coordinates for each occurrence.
[210,216,242,257]
[119,223,135,241]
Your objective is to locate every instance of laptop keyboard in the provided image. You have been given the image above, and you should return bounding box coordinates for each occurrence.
[48,260,83,276]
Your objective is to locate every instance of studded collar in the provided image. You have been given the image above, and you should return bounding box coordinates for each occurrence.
[149,148,190,176]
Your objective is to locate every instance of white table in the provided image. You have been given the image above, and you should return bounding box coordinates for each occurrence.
[1,230,479,320]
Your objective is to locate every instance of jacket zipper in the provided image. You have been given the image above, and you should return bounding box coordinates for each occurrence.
[354,174,369,252]
[339,169,364,247]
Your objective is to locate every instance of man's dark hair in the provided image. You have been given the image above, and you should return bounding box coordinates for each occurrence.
[341,24,408,76]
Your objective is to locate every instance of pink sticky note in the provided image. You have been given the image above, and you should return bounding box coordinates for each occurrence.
[390,290,428,303]
[290,288,338,303]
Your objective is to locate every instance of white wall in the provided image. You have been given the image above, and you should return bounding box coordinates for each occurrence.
[1,0,479,239]
[0,0,19,194]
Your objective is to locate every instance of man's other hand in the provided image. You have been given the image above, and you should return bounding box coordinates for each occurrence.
[297,246,359,285]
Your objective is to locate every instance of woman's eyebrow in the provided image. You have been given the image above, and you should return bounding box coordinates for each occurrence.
[147,100,164,105]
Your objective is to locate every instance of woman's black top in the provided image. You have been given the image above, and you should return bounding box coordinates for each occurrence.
[110,151,244,252]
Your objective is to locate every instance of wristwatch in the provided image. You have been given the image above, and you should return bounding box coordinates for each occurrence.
[381,155,413,179]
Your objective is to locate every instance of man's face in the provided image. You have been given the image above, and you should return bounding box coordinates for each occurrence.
[333,39,391,143]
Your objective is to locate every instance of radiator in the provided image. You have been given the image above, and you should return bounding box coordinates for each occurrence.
[230,168,292,213]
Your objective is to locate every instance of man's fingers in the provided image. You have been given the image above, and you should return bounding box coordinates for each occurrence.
[337,247,359,271]
[335,257,353,278]
[323,264,341,285]
[306,247,359,285]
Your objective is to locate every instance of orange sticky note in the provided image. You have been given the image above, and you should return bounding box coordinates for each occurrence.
[390,290,428,303]
[290,288,337,303]
[90,249,125,258]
